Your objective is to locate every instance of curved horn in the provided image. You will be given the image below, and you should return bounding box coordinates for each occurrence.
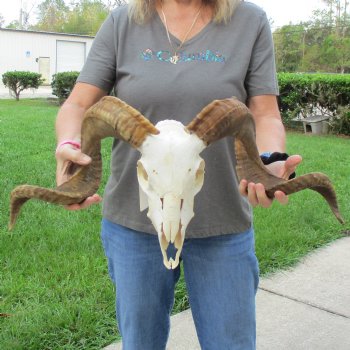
[187,97,344,224]
[9,96,159,229]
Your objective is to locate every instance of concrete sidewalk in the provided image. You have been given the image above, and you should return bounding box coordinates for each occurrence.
[105,236,350,350]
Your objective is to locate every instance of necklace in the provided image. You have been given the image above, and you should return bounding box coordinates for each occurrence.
[160,2,202,64]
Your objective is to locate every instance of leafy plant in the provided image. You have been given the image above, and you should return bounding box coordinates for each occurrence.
[2,71,44,101]
[51,71,80,104]
[278,73,350,129]
[329,107,350,136]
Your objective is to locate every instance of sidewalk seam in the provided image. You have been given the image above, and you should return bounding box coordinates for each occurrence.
[258,287,350,320]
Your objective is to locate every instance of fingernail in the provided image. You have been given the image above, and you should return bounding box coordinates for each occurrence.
[81,155,91,162]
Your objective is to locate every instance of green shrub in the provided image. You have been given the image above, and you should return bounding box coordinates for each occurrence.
[278,73,350,131]
[51,71,80,104]
[329,107,350,136]
[2,71,44,101]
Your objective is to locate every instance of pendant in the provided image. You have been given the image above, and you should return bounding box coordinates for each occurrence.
[170,54,179,65]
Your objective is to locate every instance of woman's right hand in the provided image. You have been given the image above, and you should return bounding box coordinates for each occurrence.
[55,143,102,210]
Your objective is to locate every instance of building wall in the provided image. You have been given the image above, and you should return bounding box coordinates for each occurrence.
[0,29,94,86]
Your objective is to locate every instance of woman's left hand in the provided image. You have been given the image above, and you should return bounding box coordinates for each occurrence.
[238,154,302,208]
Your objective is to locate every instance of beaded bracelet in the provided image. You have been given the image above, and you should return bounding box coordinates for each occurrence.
[55,140,81,154]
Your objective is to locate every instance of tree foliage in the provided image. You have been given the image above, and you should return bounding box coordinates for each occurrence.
[64,0,109,35]
[274,0,350,73]
[3,0,128,34]
[34,0,70,32]
[30,0,126,35]
[274,24,305,72]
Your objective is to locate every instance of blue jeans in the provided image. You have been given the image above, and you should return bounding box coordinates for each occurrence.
[101,218,259,350]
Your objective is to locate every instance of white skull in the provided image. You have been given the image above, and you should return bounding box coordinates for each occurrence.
[137,120,206,269]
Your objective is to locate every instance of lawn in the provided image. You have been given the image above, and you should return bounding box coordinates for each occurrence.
[0,99,349,350]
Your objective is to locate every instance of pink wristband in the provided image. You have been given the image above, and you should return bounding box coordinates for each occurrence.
[55,140,81,154]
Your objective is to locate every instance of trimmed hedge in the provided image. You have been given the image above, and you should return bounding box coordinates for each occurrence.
[277,73,350,135]
[328,107,350,136]
[2,71,44,100]
[49,71,350,135]
[51,71,80,104]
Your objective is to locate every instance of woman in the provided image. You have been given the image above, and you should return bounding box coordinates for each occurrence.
[55,0,301,349]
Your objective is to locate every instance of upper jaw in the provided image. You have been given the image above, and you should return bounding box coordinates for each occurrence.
[159,221,184,269]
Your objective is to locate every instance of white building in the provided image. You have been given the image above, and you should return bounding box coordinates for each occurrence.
[0,28,94,86]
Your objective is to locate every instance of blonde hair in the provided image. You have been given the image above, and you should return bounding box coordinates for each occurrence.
[128,0,241,24]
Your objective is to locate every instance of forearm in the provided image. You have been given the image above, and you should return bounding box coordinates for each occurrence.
[254,115,286,154]
[55,102,87,143]
[247,95,286,154]
[55,82,107,144]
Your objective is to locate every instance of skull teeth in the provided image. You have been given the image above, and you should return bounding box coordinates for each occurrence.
[160,227,182,270]
[163,256,180,270]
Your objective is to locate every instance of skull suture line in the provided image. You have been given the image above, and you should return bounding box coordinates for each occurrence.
[137,121,206,269]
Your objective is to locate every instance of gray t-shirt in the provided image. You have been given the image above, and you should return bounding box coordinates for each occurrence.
[77,1,279,238]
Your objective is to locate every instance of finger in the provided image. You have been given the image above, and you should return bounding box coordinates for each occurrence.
[247,183,259,207]
[274,190,289,205]
[56,148,91,186]
[64,194,102,211]
[57,145,91,165]
[56,173,68,186]
[286,154,303,167]
[283,155,302,178]
[56,161,70,185]
[255,183,273,208]
[239,179,248,196]
[56,160,75,185]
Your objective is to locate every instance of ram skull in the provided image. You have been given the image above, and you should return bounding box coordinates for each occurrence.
[9,97,344,270]
[137,120,206,268]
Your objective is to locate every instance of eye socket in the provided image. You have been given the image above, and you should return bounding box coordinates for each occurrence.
[137,161,149,186]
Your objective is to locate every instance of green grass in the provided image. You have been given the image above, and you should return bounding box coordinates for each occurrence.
[255,131,350,274]
[0,99,349,349]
